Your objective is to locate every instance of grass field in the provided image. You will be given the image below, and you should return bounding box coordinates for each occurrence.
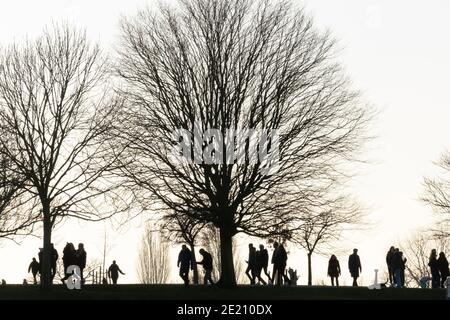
[0,284,447,300]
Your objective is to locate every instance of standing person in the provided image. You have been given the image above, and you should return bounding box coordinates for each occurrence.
[108,260,125,284]
[271,242,279,285]
[391,249,405,288]
[437,252,449,288]
[177,245,193,286]
[61,243,76,283]
[428,249,440,289]
[327,255,341,286]
[348,249,362,287]
[400,251,407,287]
[76,243,87,284]
[386,246,395,286]
[197,249,214,285]
[28,258,40,284]
[276,244,288,286]
[50,243,59,282]
[258,244,271,283]
[245,244,257,285]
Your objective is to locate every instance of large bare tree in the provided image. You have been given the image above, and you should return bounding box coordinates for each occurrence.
[137,225,171,284]
[114,0,371,287]
[0,25,127,289]
[423,152,450,236]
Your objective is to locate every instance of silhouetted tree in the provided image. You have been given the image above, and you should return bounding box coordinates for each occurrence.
[160,212,206,284]
[0,24,128,289]
[137,225,171,284]
[114,0,371,287]
[423,152,450,237]
[289,195,364,286]
[402,230,449,287]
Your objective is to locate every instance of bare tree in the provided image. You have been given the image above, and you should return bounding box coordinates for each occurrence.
[137,225,171,284]
[0,24,127,289]
[289,195,364,286]
[423,152,450,237]
[401,230,449,287]
[114,0,371,287]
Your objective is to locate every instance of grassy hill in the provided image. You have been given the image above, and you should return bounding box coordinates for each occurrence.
[0,284,446,300]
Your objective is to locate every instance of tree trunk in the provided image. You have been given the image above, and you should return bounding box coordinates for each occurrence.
[189,244,199,285]
[217,226,236,288]
[307,253,313,286]
[40,201,53,290]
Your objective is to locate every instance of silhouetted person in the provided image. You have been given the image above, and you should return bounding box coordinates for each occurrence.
[76,243,87,284]
[437,252,449,288]
[245,244,257,284]
[257,244,270,284]
[328,255,341,286]
[28,258,40,284]
[50,243,58,281]
[386,246,395,286]
[108,260,125,284]
[348,249,362,287]
[61,243,76,282]
[197,249,213,285]
[177,245,193,286]
[428,249,440,289]
[273,244,287,286]
[392,249,405,288]
[271,242,279,285]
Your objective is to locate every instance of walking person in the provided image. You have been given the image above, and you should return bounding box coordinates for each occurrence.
[197,249,214,285]
[245,244,257,285]
[428,249,440,289]
[76,243,87,284]
[28,258,40,284]
[258,244,271,284]
[276,244,288,286]
[327,255,341,286]
[108,260,125,284]
[177,245,193,286]
[437,252,449,288]
[348,249,362,287]
[254,246,268,285]
[271,242,279,285]
[386,246,395,286]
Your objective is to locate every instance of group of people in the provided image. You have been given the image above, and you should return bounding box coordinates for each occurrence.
[326,249,362,287]
[385,246,407,288]
[177,245,213,285]
[27,243,125,285]
[245,242,288,286]
[61,243,87,284]
[427,249,449,289]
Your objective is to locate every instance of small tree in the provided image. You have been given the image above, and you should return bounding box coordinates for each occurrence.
[137,225,171,284]
[290,196,363,286]
[402,230,449,287]
[160,212,206,284]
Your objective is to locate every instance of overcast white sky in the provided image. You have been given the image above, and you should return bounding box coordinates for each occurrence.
[1,0,450,286]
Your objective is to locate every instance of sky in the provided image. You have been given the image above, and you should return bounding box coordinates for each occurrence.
[0,0,450,286]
